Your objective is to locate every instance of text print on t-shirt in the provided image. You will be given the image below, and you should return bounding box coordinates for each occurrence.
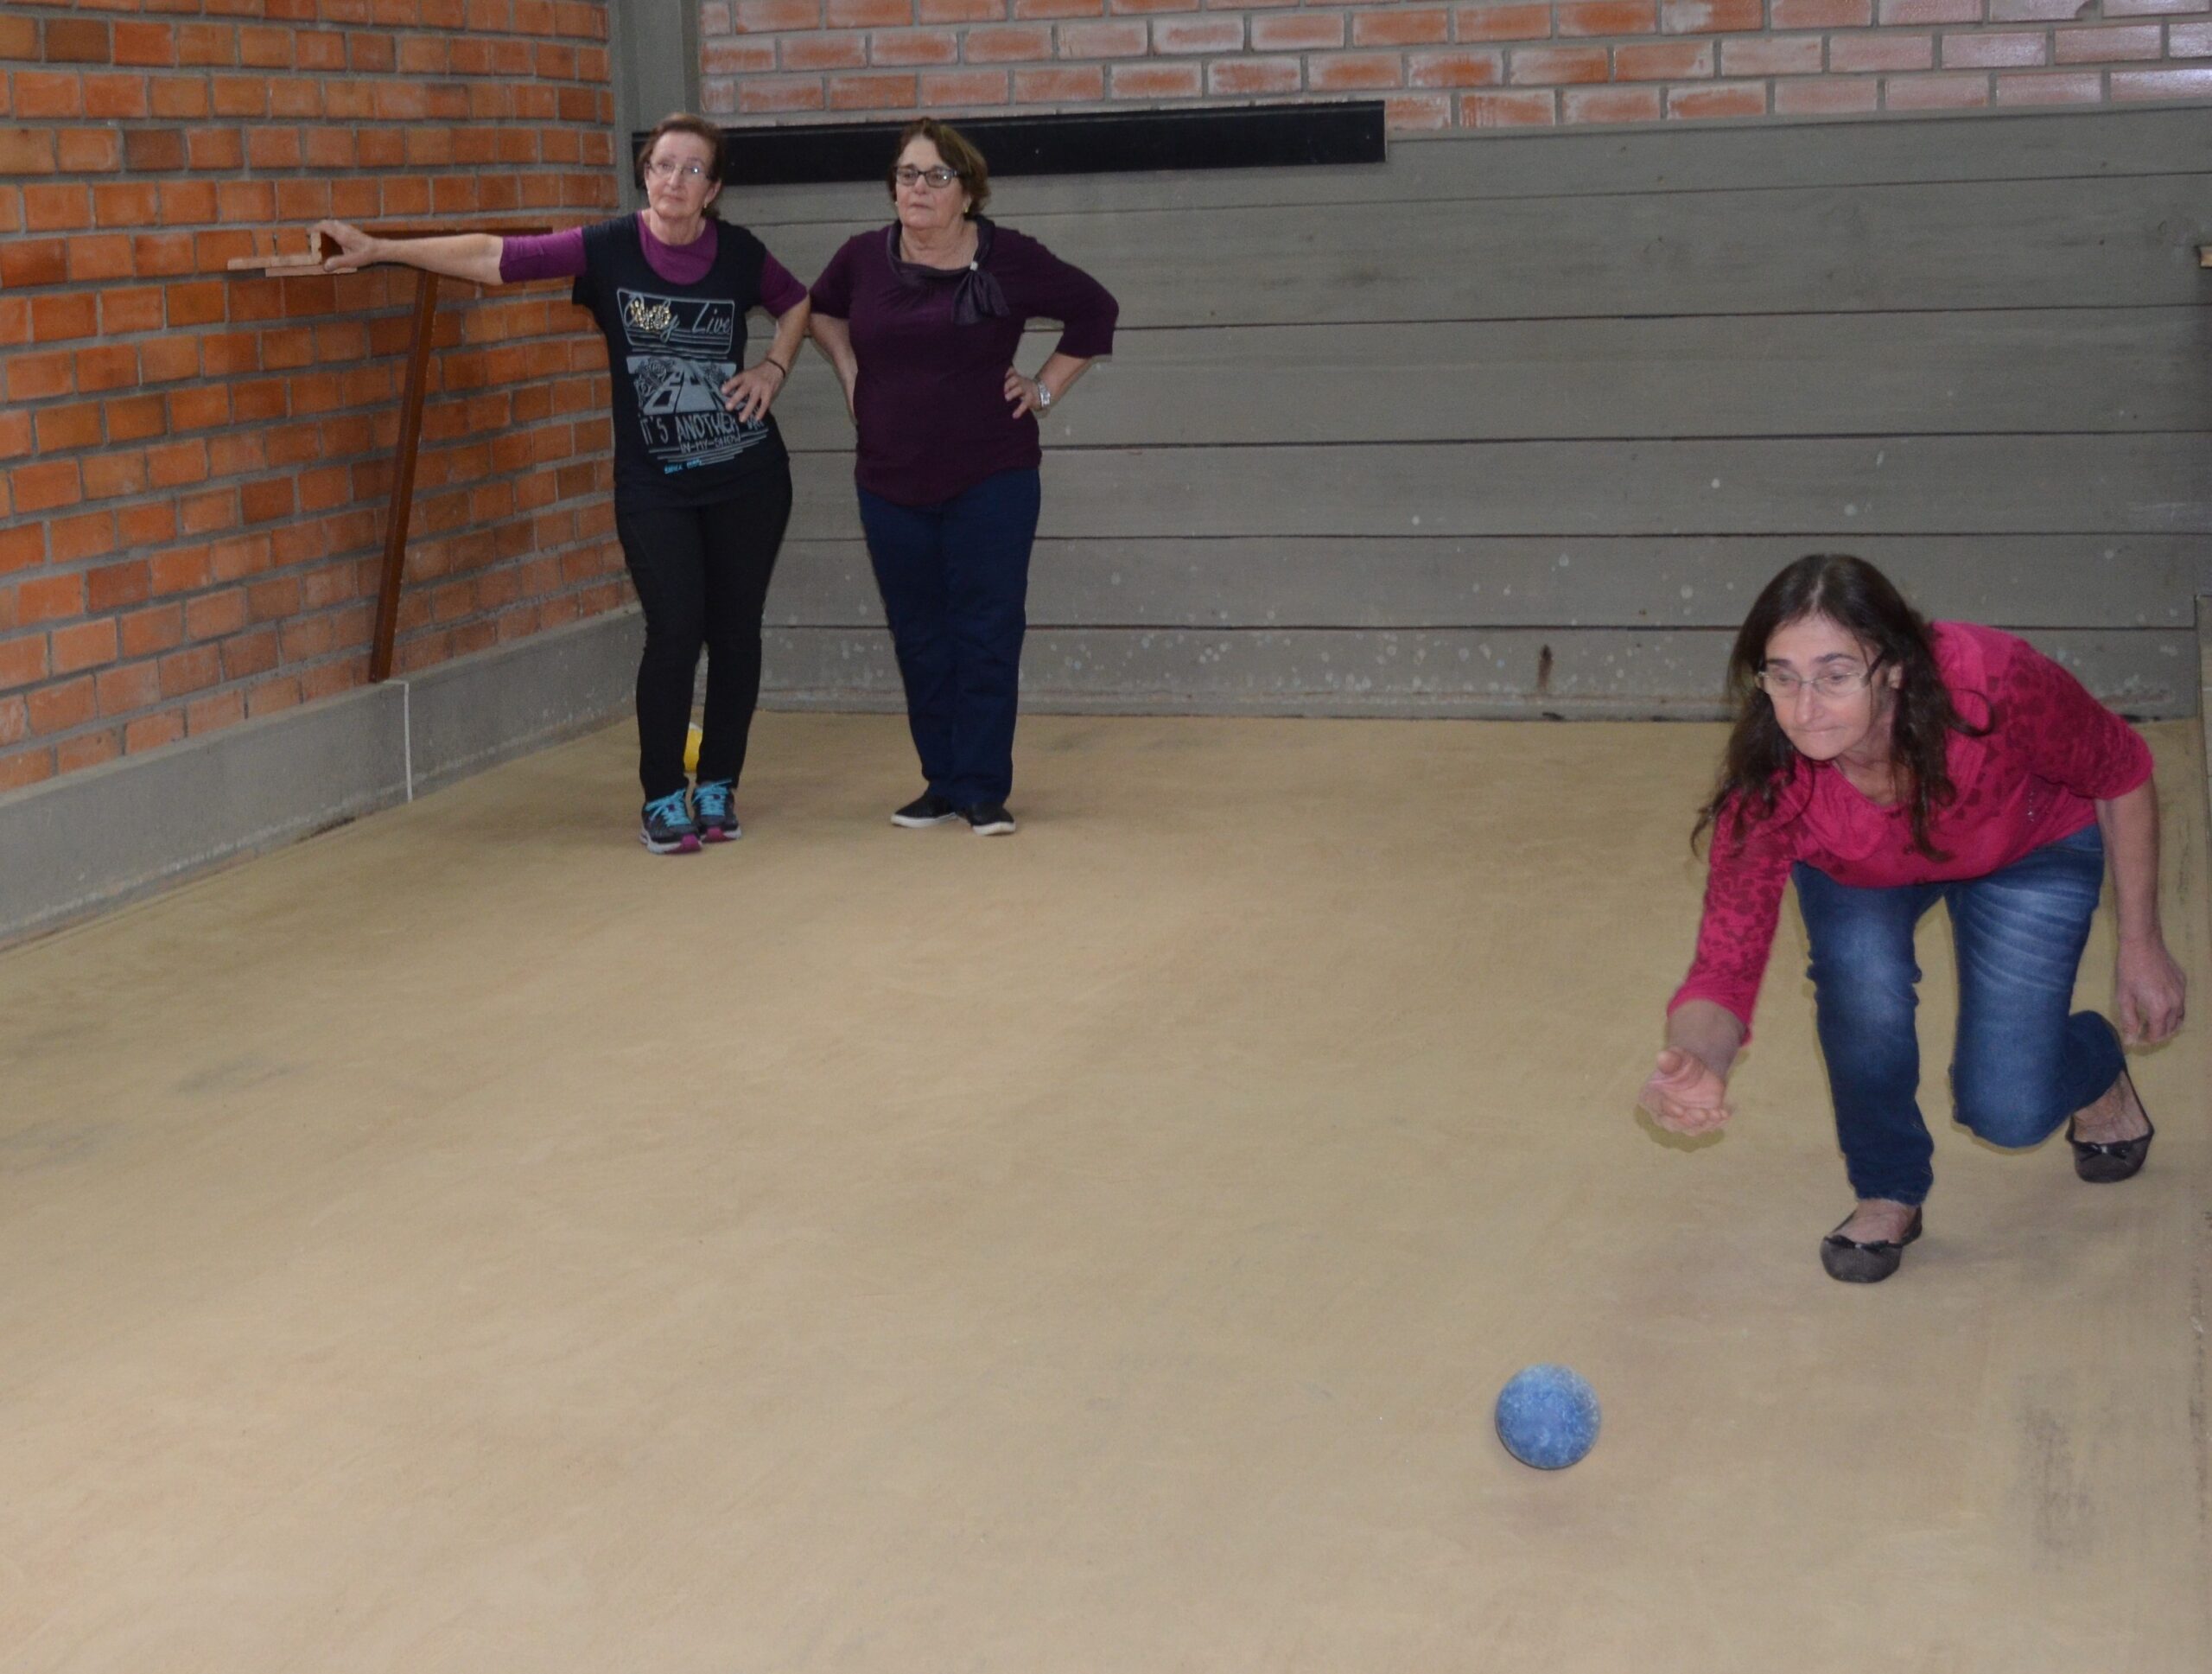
[619,289,769,475]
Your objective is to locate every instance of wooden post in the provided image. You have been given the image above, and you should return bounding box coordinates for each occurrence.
[219,221,552,683]
[369,268,441,684]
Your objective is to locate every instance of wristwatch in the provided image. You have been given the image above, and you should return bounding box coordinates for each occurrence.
[1034,380,1052,411]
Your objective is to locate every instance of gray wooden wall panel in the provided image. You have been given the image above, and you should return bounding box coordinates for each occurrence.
[785,436,2210,539]
[760,627,2196,717]
[768,537,2204,631]
[747,109,2212,720]
[755,175,2210,327]
[768,310,2211,449]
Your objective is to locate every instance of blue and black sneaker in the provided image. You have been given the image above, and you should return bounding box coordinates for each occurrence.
[639,789,701,855]
[691,778,739,843]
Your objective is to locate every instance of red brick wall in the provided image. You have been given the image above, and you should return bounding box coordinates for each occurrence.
[697,0,2212,130]
[0,0,625,793]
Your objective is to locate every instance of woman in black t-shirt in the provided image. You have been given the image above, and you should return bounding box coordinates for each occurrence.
[318,114,810,853]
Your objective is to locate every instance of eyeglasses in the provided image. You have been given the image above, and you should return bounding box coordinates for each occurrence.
[645,157,709,181]
[893,165,962,189]
[1757,663,1880,702]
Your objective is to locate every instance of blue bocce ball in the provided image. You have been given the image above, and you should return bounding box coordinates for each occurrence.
[1495,1365,1601,1470]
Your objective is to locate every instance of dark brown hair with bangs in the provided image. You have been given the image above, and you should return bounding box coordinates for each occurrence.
[887,118,990,218]
[634,112,728,219]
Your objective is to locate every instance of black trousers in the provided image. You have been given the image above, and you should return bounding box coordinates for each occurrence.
[613,468,792,800]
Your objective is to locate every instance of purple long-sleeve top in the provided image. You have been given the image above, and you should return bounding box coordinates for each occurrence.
[499,218,808,315]
[810,220,1117,506]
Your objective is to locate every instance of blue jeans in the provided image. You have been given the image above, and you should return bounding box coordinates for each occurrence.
[858,468,1042,809]
[1794,823,2123,1206]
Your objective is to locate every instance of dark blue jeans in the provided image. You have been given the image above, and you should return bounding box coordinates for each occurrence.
[1794,823,2123,1206]
[857,468,1042,809]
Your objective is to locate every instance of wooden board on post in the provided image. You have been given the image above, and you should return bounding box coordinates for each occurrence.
[226,228,325,272]
[369,268,441,684]
[219,223,556,685]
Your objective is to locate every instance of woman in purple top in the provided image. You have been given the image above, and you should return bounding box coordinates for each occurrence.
[810,119,1118,837]
[316,114,811,855]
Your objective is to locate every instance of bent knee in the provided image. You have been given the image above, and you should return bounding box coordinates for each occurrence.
[1954,1090,2068,1149]
[1808,962,1919,1030]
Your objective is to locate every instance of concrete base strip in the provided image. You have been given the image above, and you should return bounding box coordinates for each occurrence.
[0,608,644,948]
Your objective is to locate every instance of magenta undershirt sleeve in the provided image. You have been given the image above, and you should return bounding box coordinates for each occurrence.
[498,226,588,284]
[758,253,807,316]
[506,220,804,316]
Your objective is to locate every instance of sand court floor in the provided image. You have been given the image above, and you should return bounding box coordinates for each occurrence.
[0,712,2205,1672]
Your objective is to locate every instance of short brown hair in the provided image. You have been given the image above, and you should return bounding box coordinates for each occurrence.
[887,118,989,219]
[636,112,728,218]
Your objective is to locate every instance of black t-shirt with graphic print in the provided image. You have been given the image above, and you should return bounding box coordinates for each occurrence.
[572,216,790,509]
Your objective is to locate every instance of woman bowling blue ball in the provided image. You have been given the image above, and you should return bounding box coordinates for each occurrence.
[1640,555,2186,1283]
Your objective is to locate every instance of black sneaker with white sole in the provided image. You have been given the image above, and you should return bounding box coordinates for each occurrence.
[963,802,1017,836]
[892,792,960,828]
[690,778,740,843]
[639,789,702,855]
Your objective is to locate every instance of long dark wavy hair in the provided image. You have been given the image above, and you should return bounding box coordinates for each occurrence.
[1694,554,1983,860]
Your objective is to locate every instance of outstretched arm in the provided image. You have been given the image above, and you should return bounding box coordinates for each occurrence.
[1644,793,1788,1134]
[2097,779,2186,1044]
[1640,1000,1744,1134]
[315,220,505,287]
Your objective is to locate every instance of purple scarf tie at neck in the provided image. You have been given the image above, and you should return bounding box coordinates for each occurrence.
[887,218,1008,326]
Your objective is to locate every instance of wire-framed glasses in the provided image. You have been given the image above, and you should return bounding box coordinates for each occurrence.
[645,157,709,181]
[1757,661,1880,702]
[894,165,962,188]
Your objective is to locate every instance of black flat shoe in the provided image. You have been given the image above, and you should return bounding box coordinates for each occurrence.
[2067,1066,2154,1183]
[1821,1206,1923,1284]
[891,792,959,829]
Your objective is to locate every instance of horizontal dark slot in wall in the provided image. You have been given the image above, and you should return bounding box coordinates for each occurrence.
[655,102,1389,188]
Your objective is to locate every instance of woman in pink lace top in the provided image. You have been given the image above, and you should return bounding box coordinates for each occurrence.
[1638,554,2185,1283]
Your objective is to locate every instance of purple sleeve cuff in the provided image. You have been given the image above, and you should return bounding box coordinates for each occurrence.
[499,227,588,284]
[1055,312,1116,360]
[1025,245,1116,359]
[809,237,856,319]
[759,252,808,316]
